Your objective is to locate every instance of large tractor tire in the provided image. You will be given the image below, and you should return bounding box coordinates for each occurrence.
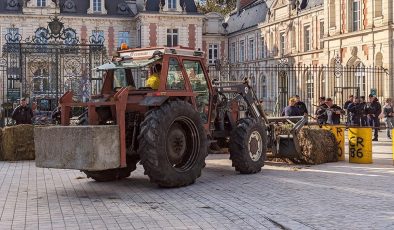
[138,101,208,188]
[229,118,267,174]
[83,154,140,182]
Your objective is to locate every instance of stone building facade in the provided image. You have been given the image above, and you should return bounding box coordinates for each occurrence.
[214,0,327,112]
[324,0,393,98]
[208,0,393,114]
[0,0,204,106]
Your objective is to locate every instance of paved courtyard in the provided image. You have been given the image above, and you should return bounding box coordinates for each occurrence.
[0,135,393,230]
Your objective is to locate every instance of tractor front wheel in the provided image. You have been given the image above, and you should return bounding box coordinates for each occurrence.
[138,101,208,187]
[229,118,267,174]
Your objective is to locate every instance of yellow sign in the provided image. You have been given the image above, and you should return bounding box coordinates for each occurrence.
[348,128,372,164]
[323,125,345,161]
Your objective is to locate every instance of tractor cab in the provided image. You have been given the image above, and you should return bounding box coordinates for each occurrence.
[95,46,212,123]
[96,47,208,93]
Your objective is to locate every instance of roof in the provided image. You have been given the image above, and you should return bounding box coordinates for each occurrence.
[0,0,133,16]
[59,0,134,16]
[225,0,272,34]
[145,0,198,13]
[298,0,324,12]
[96,46,203,70]
[0,0,23,13]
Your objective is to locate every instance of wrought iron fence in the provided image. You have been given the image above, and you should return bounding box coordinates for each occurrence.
[208,61,389,117]
[0,16,108,127]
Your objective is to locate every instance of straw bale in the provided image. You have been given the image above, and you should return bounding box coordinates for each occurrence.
[271,125,338,165]
[1,125,35,161]
[295,127,338,164]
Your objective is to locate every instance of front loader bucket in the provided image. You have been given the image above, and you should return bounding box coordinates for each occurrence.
[35,125,121,171]
[277,135,301,158]
[267,115,307,158]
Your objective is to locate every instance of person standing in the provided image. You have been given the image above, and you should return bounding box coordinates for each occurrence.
[325,98,345,125]
[359,96,368,126]
[344,95,354,111]
[11,98,33,125]
[347,96,363,126]
[294,95,308,115]
[383,98,393,139]
[283,98,302,116]
[366,94,382,141]
[344,95,354,125]
[315,96,328,125]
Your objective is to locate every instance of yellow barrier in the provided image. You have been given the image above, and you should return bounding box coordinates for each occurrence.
[348,127,372,164]
[323,125,345,161]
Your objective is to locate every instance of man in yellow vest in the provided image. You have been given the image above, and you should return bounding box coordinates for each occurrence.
[146,63,162,90]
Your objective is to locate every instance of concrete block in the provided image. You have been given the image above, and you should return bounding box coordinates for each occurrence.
[35,125,120,171]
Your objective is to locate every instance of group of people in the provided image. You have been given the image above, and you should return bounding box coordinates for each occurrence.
[282,94,394,141]
[282,95,308,117]
[315,97,345,125]
[341,94,393,140]
[283,95,345,125]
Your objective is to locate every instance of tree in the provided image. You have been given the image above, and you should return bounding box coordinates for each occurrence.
[196,0,237,15]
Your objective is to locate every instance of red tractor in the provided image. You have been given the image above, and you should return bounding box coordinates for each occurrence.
[35,47,305,187]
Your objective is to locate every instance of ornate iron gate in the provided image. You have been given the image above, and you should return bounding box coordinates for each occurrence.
[1,16,107,126]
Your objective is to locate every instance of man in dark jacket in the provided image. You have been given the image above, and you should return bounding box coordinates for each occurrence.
[294,95,308,115]
[347,96,364,126]
[325,98,345,124]
[12,98,33,125]
[283,98,302,116]
[366,94,382,141]
[344,95,354,111]
[315,96,328,124]
[344,95,353,125]
[359,96,368,126]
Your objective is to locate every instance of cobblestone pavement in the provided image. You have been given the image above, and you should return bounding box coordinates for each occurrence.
[0,135,393,229]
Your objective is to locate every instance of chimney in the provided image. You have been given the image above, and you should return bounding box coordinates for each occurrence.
[125,0,138,15]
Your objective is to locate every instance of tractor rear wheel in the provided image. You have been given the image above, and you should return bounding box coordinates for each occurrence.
[229,118,267,174]
[83,155,139,182]
[138,101,208,187]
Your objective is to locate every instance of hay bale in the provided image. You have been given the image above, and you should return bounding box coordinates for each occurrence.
[1,125,35,161]
[296,127,338,164]
[271,125,338,165]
